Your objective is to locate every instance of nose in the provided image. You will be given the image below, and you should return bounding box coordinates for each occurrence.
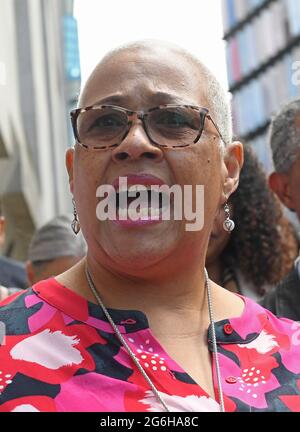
[111,120,164,163]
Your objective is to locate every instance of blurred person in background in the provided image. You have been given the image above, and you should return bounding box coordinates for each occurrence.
[26,214,87,286]
[0,199,27,295]
[0,214,86,301]
[206,143,299,301]
[261,99,300,320]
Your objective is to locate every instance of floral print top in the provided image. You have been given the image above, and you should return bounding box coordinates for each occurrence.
[0,278,300,412]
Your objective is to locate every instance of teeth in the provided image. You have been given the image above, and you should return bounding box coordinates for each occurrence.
[139,185,151,191]
[128,185,138,193]
[117,206,163,221]
[130,185,148,193]
[118,183,128,193]
[127,186,136,196]
[118,184,153,194]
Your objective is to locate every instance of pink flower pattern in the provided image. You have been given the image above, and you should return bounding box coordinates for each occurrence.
[0,278,300,412]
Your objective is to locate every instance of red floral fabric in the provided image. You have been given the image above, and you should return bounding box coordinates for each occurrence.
[0,278,300,412]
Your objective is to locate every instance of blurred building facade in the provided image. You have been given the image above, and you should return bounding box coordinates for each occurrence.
[0,0,80,260]
[222,0,300,171]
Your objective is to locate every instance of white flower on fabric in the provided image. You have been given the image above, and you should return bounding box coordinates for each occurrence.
[10,329,83,369]
[139,390,220,412]
[11,404,40,412]
[238,330,279,354]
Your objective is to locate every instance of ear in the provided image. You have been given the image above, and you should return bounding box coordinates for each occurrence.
[66,148,75,194]
[222,141,244,203]
[26,261,35,286]
[269,172,295,211]
[0,216,5,248]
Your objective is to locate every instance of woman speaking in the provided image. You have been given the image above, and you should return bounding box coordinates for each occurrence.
[0,41,299,412]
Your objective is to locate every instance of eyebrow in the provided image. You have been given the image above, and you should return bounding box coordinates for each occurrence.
[86,91,193,108]
[88,94,125,106]
[151,92,193,105]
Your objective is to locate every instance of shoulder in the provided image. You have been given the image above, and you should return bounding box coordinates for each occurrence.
[234,295,300,352]
[0,256,27,289]
[0,286,45,339]
[218,296,300,411]
[214,286,300,347]
[0,256,25,272]
[219,294,300,377]
[213,283,245,320]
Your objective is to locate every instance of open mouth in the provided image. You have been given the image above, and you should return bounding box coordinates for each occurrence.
[115,186,171,220]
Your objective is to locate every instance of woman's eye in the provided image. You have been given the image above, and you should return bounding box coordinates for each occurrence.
[94,115,123,128]
[154,110,196,129]
[85,113,127,134]
[160,112,188,126]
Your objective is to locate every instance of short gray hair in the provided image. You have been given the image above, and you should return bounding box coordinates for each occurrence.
[269,99,300,172]
[84,40,232,148]
[196,62,232,147]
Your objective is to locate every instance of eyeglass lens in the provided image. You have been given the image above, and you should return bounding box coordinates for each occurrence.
[76,106,204,148]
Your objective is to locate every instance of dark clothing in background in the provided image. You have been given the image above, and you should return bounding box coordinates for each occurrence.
[0,256,28,289]
[260,266,300,321]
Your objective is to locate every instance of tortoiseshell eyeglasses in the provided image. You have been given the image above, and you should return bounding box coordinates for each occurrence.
[70,104,226,150]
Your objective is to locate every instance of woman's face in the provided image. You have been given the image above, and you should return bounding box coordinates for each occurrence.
[66,46,239,275]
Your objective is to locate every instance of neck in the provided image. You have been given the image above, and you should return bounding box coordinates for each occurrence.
[206,259,224,286]
[88,255,207,310]
[57,255,210,336]
[93,256,212,338]
[56,254,245,337]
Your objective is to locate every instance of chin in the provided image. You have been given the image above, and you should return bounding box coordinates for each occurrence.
[114,257,163,274]
[94,219,182,272]
[101,234,176,274]
[113,244,171,269]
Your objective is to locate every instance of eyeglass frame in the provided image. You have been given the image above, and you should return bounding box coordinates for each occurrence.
[70,103,227,150]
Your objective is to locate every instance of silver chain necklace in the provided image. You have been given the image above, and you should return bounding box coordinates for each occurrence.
[85,264,225,412]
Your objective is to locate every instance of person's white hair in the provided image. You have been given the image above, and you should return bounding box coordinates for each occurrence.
[82,40,233,149]
[195,61,232,148]
[269,99,300,173]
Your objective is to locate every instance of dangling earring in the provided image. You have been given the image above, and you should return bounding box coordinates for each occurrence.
[71,198,81,235]
[223,203,235,232]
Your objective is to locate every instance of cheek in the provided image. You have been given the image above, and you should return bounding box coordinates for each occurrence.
[166,146,224,230]
[73,151,111,224]
[211,210,224,235]
[167,145,222,186]
[74,151,109,194]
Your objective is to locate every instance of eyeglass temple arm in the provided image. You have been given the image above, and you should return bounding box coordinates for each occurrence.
[206,115,228,146]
